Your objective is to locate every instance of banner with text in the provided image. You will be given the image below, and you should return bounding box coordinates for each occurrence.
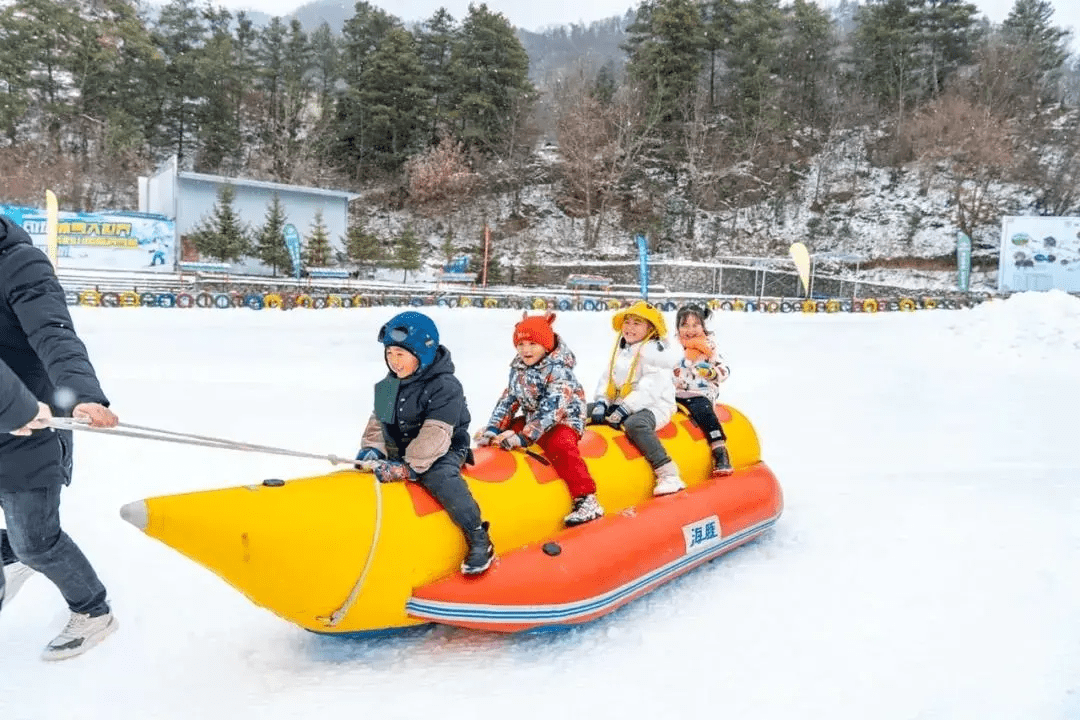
[0,204,176,271]
[998,216,1080,293]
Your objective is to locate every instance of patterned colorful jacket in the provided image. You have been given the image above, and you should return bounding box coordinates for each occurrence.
[484,337,587,444]
[673,334,730,403]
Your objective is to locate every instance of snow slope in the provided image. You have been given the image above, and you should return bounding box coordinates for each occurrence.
[1,294,1078,719]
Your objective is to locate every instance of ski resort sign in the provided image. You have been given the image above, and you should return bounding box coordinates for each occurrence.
[999,216,1080,293]
[1,204,175,271]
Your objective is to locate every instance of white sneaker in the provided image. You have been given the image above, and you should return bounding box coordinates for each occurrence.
[41,611,118,661]
[564,493,604,526]
[653,461,686,496]
[0,562,37,612]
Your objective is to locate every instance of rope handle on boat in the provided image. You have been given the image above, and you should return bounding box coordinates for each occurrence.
[45,417,355,465]
[317,472,383,628]
[48,415,385,628]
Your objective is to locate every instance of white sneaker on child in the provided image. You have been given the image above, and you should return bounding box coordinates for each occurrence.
[0,562,37,613]
[41,611,118,661]
[653,461,686,496]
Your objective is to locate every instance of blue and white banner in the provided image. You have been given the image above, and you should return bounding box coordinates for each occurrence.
[283,223,302,279]
[0,204,175,271]
[999,216,1080,293]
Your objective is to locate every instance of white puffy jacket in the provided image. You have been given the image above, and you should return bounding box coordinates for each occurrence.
[594,338,677,428]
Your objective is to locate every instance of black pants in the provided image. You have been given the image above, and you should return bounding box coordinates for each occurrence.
[417,447,482,532]
[677,396,727,446]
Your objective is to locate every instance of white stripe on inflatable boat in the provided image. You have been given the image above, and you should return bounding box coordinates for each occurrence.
[405,514,779,625]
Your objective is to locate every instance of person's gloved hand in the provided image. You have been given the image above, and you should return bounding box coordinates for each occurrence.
[355,447,385,463]
[370,460,417,483]
[605,404,631,429]
[693,362,717,380]
[474,427,499,447]
[588,401,609,425]
[495,430,524,450]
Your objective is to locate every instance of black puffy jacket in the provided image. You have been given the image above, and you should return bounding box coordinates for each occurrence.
[377,346,471,460]
[0,215,109,491]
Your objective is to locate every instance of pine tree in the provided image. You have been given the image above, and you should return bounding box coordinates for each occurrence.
[189,184,250,262]
[1000,0,1069,100]
[344,221,383,273]
[449,5,534,153]
[624,0,706,128]
[302,209,332,267]
[357,27,429,171]
[394,224,423,282]
[255,195,291,276]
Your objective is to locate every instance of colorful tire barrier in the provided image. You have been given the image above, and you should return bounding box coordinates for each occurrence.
[63,286,1004,315]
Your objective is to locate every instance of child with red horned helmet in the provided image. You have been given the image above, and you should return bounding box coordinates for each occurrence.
[475,312,604,527]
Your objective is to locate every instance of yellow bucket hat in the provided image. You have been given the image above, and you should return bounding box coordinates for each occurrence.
[611,300,667,338]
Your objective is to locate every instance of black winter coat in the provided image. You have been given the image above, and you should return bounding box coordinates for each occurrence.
[377,346,471,460]
[0,358,39,433]
[0,215,109,491]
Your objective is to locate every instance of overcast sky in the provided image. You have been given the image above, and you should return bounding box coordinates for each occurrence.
[222,0,1076,47]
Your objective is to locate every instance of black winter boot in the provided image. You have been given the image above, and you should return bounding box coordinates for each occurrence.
[461,521,494,575]
[711,443,734,475]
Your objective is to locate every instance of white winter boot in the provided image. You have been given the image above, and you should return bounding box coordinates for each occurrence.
[41,611,118,661]
[0,562,37,613]
[652,461,686,496]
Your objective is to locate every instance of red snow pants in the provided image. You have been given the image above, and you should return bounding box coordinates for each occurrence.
[536,424,597,498]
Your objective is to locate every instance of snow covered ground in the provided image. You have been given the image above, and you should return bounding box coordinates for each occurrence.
[2,294,1079,719]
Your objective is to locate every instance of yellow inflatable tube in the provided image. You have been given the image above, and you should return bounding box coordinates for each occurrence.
[120,405,762,634]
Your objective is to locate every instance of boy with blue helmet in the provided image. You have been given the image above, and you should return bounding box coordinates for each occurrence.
[355,311,494,575]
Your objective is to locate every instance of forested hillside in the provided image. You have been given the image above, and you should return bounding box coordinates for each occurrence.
[0,0,1077,278]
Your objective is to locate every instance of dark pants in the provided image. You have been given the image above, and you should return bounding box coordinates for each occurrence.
[418,447,483,532]
[678,396,727,446]
[0,484,110,617]
[623,409,673,470]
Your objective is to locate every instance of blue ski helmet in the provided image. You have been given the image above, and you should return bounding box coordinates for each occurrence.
[378,311,440,371]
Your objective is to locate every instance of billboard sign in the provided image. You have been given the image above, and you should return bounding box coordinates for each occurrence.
[999,216,1080,293]
[0,204,175,271]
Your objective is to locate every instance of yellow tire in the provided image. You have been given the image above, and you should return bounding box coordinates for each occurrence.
[78,290,101,307]
[899,298,916,312]
[862,298,879,313]
[483,297,498,309]
[264,293,283,309]
[118,291,139,307]
[801,299,817,313]
[825,299,841,313]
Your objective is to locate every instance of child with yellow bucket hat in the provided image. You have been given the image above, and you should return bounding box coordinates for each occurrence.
[587,300,684,495]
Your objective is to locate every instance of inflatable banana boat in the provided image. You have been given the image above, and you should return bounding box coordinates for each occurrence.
[119,405,782,635]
